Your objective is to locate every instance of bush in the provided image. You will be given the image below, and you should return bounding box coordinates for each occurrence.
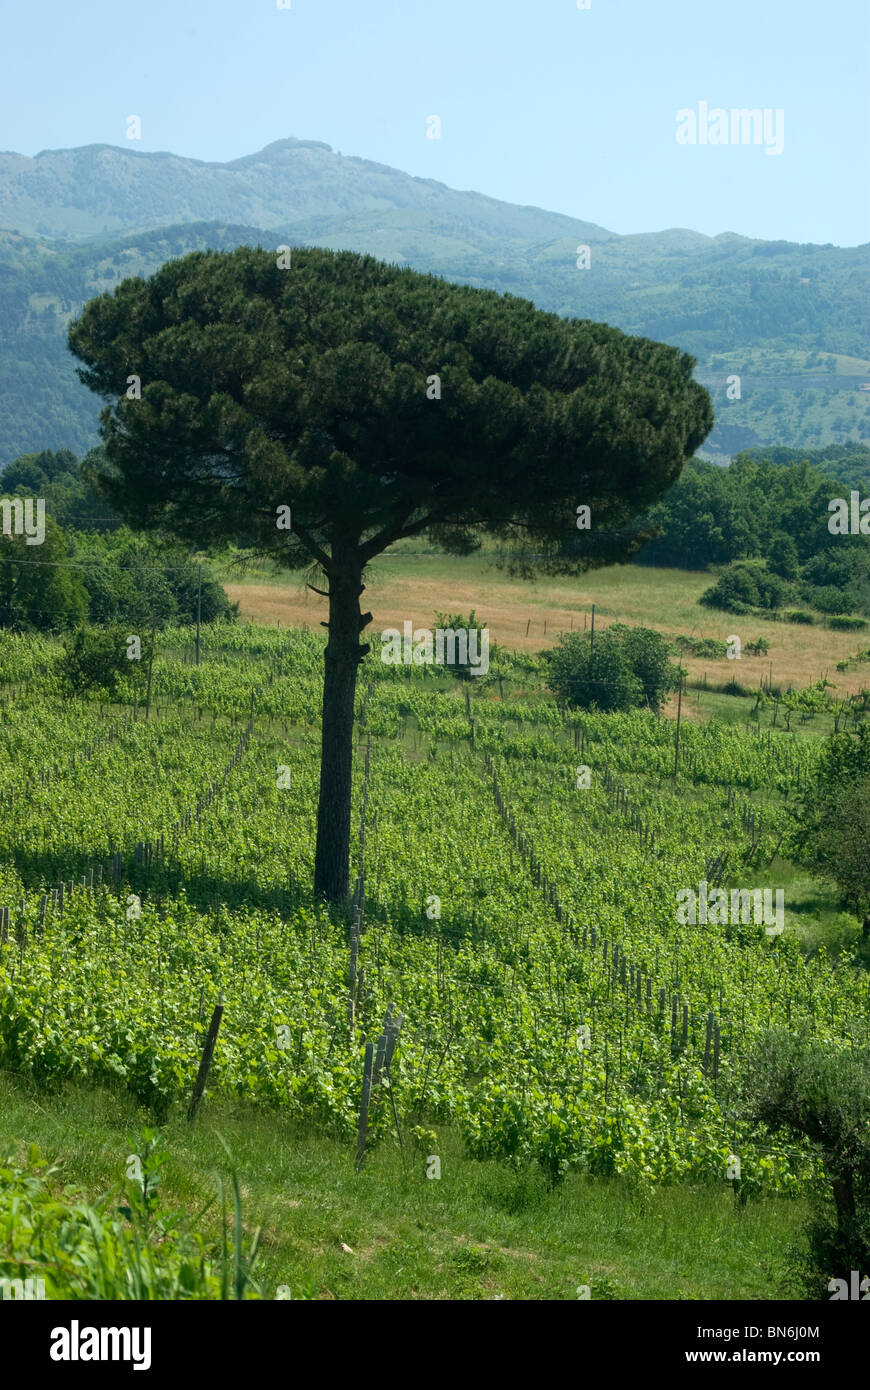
[432,610,496,680]
[744,1030,870,1295]
[827,615,868,631]
[546,625,678,713]
[783,610,815,624]
[700,560,789,614]
[61,624,145,698]
[808,585,850,616]
[767,532,800,580]
[674,635,728,659]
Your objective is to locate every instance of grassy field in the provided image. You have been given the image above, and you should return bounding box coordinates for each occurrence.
[0,1074,806,1301]
[220,552,870,700]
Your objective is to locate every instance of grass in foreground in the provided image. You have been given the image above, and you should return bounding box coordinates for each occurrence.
[0,1074,807,1300]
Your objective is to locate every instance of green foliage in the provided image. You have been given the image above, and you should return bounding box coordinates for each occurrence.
[674,634,728,660]
[827,614,868,631]
[71,529,234,630]
[789,725,870,920]
[0,517,89,632]
[61,625,139,698]
[745,1030,870,1292]
[740,443,870,493]
[0,448,234,632]
[609,624,679,711]
[3,447,118,530]
[0,1139,252,1299]
[638,451,870,617]
[546,625,678,712]
[700,559,788,613]
[768,532,800,580]
[432,610,495,681]
[546,630,641,713]
[68,245,712,577]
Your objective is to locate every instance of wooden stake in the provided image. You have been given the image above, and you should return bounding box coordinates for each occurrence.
[355,1041,374,1171]
[187,993,224,1122]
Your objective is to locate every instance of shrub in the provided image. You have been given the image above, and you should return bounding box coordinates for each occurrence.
[809,585,850,616]
[700,560,788,614]
[722,678,751,696]
[783,610,814,624]
[546,630,641,712]
[827,615,868,631]
[744,1030,870,1295]
[674,635,728,659]
[432,610,496,681]
[61,624,144,698]
[546,625,678,713]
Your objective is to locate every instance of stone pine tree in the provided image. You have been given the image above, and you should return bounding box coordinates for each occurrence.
[68,246,712,903]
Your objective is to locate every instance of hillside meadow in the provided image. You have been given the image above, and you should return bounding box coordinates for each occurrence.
[221,553,870,700]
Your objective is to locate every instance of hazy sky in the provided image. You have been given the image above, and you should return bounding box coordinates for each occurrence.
[2,0,868,246]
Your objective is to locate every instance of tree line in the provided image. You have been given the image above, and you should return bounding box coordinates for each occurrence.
[0,448,233,631]
[638,446,870,618]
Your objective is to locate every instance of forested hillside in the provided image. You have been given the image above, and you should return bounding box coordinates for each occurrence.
[1,139,868,463]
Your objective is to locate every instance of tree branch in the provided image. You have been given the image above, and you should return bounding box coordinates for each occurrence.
[293,523,332,571]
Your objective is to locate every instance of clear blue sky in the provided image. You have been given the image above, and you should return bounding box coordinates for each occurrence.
[2,0,868,246]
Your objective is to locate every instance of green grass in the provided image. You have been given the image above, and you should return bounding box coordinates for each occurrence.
[0,1073,807,1300]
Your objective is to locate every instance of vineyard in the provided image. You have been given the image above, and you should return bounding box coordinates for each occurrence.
[0,621,867,1297]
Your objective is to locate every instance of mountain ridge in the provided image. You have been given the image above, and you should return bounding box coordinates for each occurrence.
[0,139,867,466]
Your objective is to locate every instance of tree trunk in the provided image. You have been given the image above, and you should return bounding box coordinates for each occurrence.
[313,561,371,903]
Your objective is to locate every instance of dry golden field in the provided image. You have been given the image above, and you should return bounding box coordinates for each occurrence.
[223,553,870,699]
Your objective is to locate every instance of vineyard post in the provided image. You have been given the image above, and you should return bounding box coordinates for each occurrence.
[703,1012,714,1074]
[355,1041,374,1171]
[373,1030,388,1088]
[673,677,683,780]
[187,993,224,1123]
[384,1012,405,1164]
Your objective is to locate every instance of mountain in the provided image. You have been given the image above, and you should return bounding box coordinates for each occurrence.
[1,138,868,466]
[0,137,612,249]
